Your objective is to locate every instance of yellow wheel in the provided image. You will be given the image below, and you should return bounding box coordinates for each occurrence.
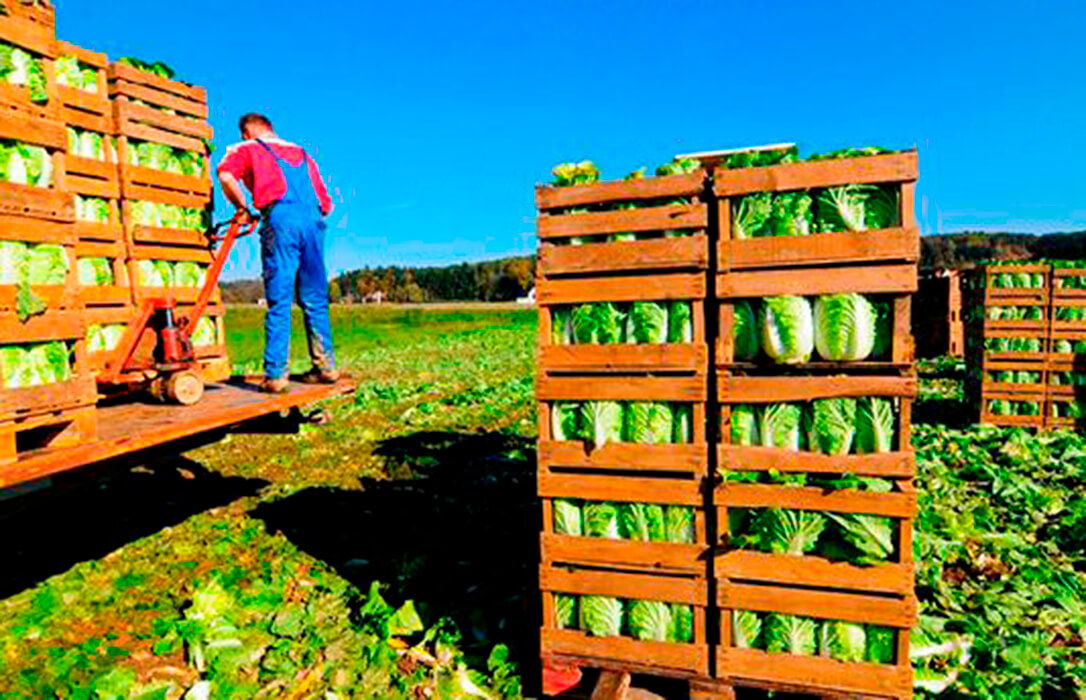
[166,371,204,405]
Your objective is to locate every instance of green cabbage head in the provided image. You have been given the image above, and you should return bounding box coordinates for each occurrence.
[813,294,877,361]
[761,296,813,364]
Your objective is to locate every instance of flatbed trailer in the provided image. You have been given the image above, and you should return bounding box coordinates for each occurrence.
[0,378,355,490]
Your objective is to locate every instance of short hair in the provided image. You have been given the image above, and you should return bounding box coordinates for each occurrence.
[239,113,273,133]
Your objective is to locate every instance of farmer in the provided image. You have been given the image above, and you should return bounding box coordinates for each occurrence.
[218,113,339,394]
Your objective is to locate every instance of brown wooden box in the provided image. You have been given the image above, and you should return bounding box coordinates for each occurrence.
[980,264,1051,302]
[56,40,111,122]
[64,151,120,199]
[0,218,78,312]
[121,192,210,249]
[0,108,72,222]
[538,273,708,375]
[0,1,54,39]
[0,311,96,421]
[540,565,710,678]
[1051,267,1086,301]
[72,197,124,243]
[108,62,210,144]
[0,15,60,120]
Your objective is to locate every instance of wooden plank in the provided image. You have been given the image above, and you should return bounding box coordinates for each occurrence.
[0,379,354,488]
[0,16,56,57]
[719,228,919,270]
[717,446,915,478]
[541,533,705,573]
[65,173,120,199]
[58,86,111,118]
[543,630,707,676]
[717,264,917,298]
[539,273,705,305]
[0,216,74,244]
[61,105,114,134]
[718,648,911,698]
[64,155,118,180]
[715,484,917,518]
[713,152,918,197]
[717,583,916,628]
[539,472,701,505]
[0,110,66,149]
[540,237,708,275]
[130,225,210,248]
[715,550,912,595]
[57,41,107,68]
[117,117,207,155]
[719,375,916,402]
[538,203,708,238]
[541,566,706,605]
[537,172,705,210]
[108,63,208,104]
[0,311,83,343]
[540,344,707,373]
[0,182,73,221]
[113,91,211,134]
[0,379,97,422]
[128,245,213,263]
[539,441,708,474]
[538,375,707,402]
[122,164,211,196]
[122,182,209,209]
[72,221,125,243]
[0,405,97,467]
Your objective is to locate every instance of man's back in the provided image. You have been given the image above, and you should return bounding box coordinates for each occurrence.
[219,137,333,217]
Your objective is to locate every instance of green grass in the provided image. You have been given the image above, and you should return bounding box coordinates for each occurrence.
[0,304,535,698]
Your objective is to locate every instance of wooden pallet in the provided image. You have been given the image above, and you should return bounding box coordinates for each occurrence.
[0,218,78,312]
[538,274,708,374]
[56,40,111,122]
[0,403,96,466]
[0,311,96,421]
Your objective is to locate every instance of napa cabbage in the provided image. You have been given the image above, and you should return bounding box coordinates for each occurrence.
[765,614,818,655]
[620,503,666,542]
[625,402,673,444]
[856,398,895,453]
[813,294,877,361]
[581,401,623,449]
[192,317,217,347]
[629,302,668,344]
[768,191,812,237]
[733,300,759,361]
[553,500,582,536]
[819,621,867,662]
[668,302,692,343]
[807,398,857,455]
[627,600,672,642]
[733,610,763,649]
[757,509,826,556]
[733,193,772,239]
[759,403,803,451]
[550,402,581,442]
[555,595,577,630]
[730,404,760,446]
[77,257,114,287]
[583,502,621,539]
[761,296,814,364]
[579,596,622,637]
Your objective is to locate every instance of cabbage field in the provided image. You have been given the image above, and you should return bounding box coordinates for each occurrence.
[0,306,1083,697]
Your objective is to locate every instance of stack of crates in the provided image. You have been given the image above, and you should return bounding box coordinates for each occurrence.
[108,61,229,381]
[1046,264,1086,426]
[534,168,714,683]
[709,150,920,698]
[963,263,1050,428]
[55,40,132,376]
[0,4,97,463]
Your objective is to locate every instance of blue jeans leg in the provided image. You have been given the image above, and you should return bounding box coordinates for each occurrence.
[296,220,336,370]
[261,222,301,380]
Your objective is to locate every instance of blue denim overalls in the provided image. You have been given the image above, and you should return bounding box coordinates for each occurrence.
[256,139,336,379]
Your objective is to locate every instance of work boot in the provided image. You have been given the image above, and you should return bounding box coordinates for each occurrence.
[299,367,341,385]
[260,377,291,394]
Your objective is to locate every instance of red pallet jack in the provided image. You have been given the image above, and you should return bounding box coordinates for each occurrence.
[98,212,260,405]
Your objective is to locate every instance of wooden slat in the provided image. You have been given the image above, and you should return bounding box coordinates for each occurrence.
[0,16,56,57]
[0,216,74,244]
[129,225,210,248]
[0,110,66,149]
[718,648,911,698]
[717,446,915,478]
[719,375,916,402]
[540,237,708,275]
[543,630,707,676]
[537,172,704,210]
[540,344,707,373]
[65,173,120,199]
[713,152,918,197]
[0,182,73,222]
[715,484,917,518]
[717,582,916,628]
[128,245,213,263]
[538,203,708,238]
[541,534,705,573]
[539,273,705,305]
[539,441,708,474]
[64,155,118,180]
[123,182,209,209]
[58,86,111,117]
[539,375,707,402]
[56,41,107,68]
[539,472,701,505]
[541,566,706,605]
[715,551,912,595]
[109,63,208,104]
[122,165,211,196]
[719,228,919,270]
[717,264,917,298]
[0,311,83,343]
[114,92,210,135]
[72,221,124,243]
[117,118,207,155]
[61,105,114,134]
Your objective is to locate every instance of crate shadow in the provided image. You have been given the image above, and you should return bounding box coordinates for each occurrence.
[0,452,268,599]
[252,430,540,672]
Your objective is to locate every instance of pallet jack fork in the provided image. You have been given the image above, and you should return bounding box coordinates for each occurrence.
[98,212,260,405]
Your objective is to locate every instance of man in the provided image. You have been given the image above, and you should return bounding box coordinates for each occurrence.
[218,113,339,393]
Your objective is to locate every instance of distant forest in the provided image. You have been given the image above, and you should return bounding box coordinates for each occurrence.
[221,231,1086,303]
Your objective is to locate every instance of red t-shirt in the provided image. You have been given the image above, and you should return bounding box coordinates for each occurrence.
[217,137,333,216]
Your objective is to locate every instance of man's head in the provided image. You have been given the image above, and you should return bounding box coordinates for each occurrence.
[239,113,274,140]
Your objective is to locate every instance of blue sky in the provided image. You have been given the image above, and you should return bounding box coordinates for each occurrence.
[60,0,1086,281]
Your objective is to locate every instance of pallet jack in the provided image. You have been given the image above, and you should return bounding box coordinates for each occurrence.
[98,212,260,405]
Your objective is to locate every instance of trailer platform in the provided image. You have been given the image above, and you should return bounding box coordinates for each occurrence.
[0,378,355,489]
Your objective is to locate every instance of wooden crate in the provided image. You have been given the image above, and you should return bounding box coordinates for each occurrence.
[538,273,708,374]
[84,302,226,375]
[713,151,919,273]
[0,217,78,312]
[64,150,120,199]
[536,170,708,276]
[56,40,111,122]
[121,191,210,249]
[198,355,232,383]
[914,271,963,359]
[540,564,710,678]
[0,0,54,39]
[0,404,96,466]
[0,311,96,421]
[72,196,124,243]
[1051,266,1086,300]
[978,264,1051,302]
[537,374,709,476]
[75,240,131,306]
[0,12,59,120]
[108,61,210,145]
[126,244,220,305]
[718,295,913,369]
[0,104,71,222]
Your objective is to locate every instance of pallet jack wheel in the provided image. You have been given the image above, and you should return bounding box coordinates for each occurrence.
[166,370,204,406]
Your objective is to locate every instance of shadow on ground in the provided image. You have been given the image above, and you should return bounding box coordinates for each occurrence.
[253,430,539,673]
[0,453,268,598]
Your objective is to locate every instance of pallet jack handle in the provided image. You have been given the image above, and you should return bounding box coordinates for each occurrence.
[184,210,260,333]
